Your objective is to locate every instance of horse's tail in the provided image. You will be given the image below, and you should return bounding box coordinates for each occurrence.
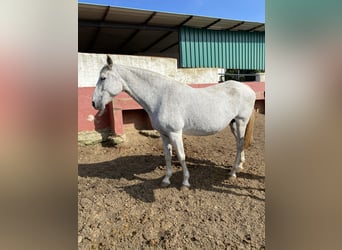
[244,109,256,149]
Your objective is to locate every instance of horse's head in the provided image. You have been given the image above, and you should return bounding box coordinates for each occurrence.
[92,55,123,116]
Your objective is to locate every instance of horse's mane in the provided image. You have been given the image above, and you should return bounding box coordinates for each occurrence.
[114,63,186,86]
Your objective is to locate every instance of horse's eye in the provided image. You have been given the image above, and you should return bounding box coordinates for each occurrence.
[100,76,106,81]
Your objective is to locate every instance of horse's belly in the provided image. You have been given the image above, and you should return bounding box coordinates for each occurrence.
[183,128,223,136]
[183,117,231,136]
[182,104,234,136]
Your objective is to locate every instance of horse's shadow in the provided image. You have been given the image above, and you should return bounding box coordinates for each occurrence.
[78,155,265,203]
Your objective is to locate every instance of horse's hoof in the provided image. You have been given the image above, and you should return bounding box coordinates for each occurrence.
[229,173,237,179]
[236,166,244,172]
[161,181,170,187]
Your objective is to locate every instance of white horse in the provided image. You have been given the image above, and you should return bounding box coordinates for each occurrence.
[92,55,256,188]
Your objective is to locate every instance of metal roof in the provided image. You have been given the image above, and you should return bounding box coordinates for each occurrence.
[78,3,265,59]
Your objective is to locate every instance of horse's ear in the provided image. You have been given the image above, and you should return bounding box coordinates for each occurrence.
[107,55,113,69]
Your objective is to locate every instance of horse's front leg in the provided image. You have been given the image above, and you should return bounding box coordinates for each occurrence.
[160,134,173,187]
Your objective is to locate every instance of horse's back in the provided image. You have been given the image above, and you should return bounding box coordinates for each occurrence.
[216,80,256,110]
[197,80,256,123]
[215,81,255,99]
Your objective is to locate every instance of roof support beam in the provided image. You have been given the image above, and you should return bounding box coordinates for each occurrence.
[79,20,178,32]
[142,31,174,52]
[143,11,157,24]
[160,42,178,53]
[225,21,245,31]
[247,24,264,32]
[141,15,193,53]
[179,15,194,26]
[203,18,221,29]
[88,6,111,51]
[118,12,157,50]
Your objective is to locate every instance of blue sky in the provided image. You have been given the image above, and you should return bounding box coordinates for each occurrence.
[79,0,265,23]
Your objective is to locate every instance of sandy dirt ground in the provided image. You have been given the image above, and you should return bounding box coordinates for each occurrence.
[78,113,265,249]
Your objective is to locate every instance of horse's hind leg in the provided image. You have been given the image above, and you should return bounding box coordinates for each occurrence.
[229,119,247,177]
[169,132,190,188]
[161,134,173,187]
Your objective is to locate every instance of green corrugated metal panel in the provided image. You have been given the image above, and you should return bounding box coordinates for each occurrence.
[180,27,265,70]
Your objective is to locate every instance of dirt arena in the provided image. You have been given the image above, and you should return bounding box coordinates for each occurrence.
[78,113,265,249]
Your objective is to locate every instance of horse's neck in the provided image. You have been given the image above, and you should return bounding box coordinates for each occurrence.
[117,65,169,113]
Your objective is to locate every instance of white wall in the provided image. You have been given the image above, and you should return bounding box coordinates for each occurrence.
[175,68,220,83]
[78,53,220,87]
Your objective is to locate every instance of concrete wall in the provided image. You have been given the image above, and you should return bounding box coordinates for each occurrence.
[175,68,219,83]
[255,73,265,82]
[78,53,220,87]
